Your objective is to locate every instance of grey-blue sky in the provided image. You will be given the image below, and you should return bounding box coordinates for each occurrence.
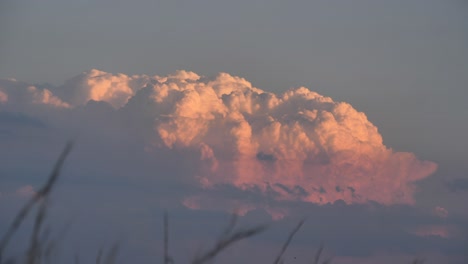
[2,0,467,204]
[0,67,466,262]
[1,0,468,262]
[1,0,467,156]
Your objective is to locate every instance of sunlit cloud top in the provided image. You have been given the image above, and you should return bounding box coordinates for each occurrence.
[0,69,437,210]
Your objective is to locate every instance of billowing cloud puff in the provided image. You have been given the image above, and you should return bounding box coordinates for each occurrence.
[0,80,70,110]
[123,70,437,205]
[27,86,70,108]
[56,69,150,108]
[0,69,437,208]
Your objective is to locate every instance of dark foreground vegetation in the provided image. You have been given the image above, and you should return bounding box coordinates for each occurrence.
[0,143,425,264]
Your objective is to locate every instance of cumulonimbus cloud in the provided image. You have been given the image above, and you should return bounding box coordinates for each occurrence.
[0,69,437,208]
[121,70,437,206]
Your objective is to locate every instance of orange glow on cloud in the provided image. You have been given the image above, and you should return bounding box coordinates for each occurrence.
[126,70,437,206]
[59,69,151,108]
[27,86,70,108]
[0,90,7,103]
[0,69,438,210]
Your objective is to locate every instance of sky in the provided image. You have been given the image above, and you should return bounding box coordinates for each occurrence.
[0,0,467,263]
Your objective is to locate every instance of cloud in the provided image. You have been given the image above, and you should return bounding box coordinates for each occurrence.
[123,70,437,206]
[434,206,449,218]
[55,69,150,108]
[16,185,36,198]
[0,69,438,210]
[0,79,70,111]
[26,86,70,108]
[0,90,7,103]
[411,225,460,239]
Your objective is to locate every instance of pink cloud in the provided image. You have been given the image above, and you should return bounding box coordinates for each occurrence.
[58,69,151,108]
[0,69,438,211]
[0,89,8,103]
[27,86,70,108]
[434,206,449,218]
[0,80,69,110]
[125,71,437,207]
